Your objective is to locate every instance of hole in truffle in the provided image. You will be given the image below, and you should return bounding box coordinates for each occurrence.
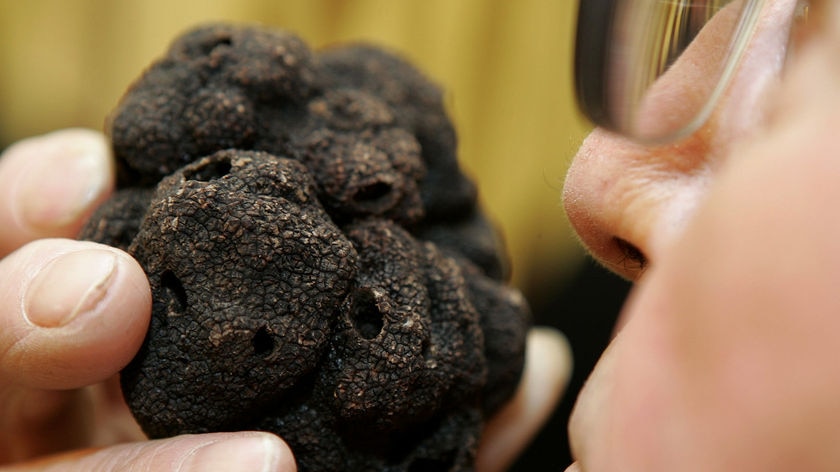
[350,289,385,340]
[252,326,275,356]
[420,337,432,361]
[184,158,232,182]
[353,182,392,203]
[199,36,233,55]
[215,37,233,47]
[160,270,187,313]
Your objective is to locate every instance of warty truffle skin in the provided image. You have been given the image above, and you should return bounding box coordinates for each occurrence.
[80,23,530,472]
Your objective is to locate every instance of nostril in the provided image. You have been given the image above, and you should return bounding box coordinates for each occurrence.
[614,237,648,272]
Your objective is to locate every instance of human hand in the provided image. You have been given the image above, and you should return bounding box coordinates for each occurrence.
[0,129,296,471]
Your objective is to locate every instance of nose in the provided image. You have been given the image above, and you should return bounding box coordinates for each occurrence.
[563,0,796,280]
[563,129,712,280]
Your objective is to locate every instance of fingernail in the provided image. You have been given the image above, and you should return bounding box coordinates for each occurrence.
[17,132,111,230]
[24,249,118,328]
[181,435,283,472]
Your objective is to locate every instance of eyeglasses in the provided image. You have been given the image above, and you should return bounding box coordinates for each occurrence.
[574,0,767,143]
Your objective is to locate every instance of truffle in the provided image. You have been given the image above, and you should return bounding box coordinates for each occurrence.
[81,23,529,472]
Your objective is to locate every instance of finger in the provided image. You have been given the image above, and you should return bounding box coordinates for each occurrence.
[3,432,298,472]
[86,377,146,447]
[0,377,148,464]
[0,239,151,390]
[476,327,573,472]
[0,129,114,257]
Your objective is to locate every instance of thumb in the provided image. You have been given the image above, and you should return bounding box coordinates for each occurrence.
[3,432,298,472]
[0,238,151,390]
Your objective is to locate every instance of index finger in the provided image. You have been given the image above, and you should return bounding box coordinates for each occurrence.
[0,129,114,257]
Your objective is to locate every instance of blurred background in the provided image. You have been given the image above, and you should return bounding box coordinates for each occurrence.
[0,0,630,469]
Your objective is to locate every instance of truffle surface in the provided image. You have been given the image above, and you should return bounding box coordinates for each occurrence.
[81,23,529,472]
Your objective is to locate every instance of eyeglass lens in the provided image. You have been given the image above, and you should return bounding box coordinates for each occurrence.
[575,0,765,143]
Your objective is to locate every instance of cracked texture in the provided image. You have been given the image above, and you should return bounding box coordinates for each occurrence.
[80,23,530,472]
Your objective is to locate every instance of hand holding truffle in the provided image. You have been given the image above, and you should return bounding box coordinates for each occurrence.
[0,24,572,472]
[0,130,296,471]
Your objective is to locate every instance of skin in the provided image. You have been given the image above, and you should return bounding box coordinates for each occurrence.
[563,0,840,470]
[0,129,570,471]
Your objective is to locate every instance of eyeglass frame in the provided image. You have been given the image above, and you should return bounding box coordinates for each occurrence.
[573,0,768,144]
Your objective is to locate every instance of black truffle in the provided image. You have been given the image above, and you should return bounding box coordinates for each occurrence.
[81,23,529,472]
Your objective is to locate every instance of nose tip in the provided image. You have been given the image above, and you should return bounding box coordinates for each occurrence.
[563,129,708,280]
[563,182,650,281]
[562,131,652,280]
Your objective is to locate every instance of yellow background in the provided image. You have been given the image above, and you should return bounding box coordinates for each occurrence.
[0,0,590,295]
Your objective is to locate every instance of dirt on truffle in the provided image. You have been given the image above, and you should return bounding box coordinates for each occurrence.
[80,23,529,472]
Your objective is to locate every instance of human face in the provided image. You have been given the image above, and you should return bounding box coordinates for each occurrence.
[564,0,840,471]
